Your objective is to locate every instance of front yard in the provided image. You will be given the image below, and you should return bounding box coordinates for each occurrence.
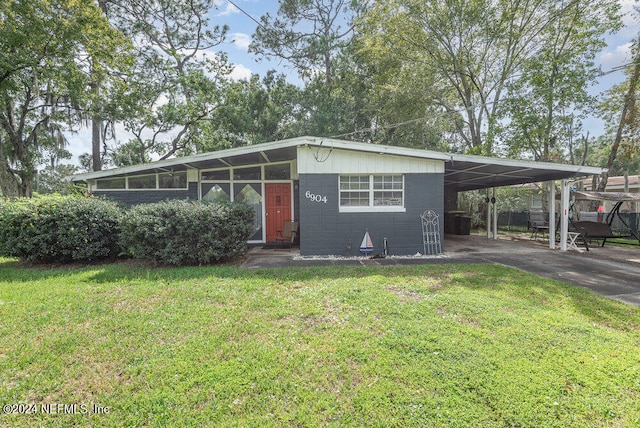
[1,260,639,427]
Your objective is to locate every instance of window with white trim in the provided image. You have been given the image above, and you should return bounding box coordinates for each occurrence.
[339,175,405,212]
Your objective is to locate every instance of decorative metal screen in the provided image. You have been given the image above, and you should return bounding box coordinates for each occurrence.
[420,210,442,255]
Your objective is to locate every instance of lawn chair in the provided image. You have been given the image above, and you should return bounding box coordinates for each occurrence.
[528,210,549,240]
[275,221,298,250]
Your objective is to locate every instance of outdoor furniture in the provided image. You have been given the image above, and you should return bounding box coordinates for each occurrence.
[566,231,584,253]
[528,210,549,240]
[275,221,298,250]
[579,211,598,222]
[573,221,616,250]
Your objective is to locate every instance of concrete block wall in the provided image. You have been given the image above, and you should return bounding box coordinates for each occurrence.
[298,173,444,256]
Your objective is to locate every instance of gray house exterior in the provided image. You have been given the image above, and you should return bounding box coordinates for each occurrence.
[73,136,603,256]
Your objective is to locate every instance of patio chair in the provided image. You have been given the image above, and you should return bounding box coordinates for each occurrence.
[275,221,298,250]
[528,210,549,240]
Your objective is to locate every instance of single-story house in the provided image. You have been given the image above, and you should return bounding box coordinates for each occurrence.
[72,136,604,255]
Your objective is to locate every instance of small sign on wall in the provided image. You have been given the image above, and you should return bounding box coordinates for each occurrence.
[305,190,327,204]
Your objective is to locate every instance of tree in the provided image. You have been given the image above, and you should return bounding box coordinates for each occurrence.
[358,0,622,155]
[250,0,366,86]
[249,0,371,140]
[593,35,640,192]
[199,71,302,150]
[0,0,131,197]
[499,0,620,162]
[102,0,230,162]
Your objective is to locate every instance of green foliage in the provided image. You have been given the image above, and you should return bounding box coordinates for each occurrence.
[199,71,302,150]
[119,200,254,265]
[0,194,122,262]
[103,0,231,162]
[499,0,621,162]
[250,0,366,83]
[357,0,622,155]
[0,0,132,196]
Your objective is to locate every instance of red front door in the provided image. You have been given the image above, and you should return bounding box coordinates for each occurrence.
[265,183,292,242]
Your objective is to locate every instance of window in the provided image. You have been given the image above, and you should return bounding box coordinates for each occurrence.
[373,175,403,206]
[339,176,369,207]
[265,163,290,180]
[339,175,405,212]
[128,175,156,189]
[159,172,187,189]
[201,170,229,181]
[95,172,187,190]
[233,167,261,181]
[202,184,230,203]
[96,178,125,190]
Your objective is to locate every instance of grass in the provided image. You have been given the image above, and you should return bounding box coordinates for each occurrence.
[1,259,639,427]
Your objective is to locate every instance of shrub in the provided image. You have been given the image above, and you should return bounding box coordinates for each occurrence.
[0,194,122,263]
[119,200,254,265]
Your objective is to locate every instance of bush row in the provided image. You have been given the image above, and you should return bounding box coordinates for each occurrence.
[0,195,254,265]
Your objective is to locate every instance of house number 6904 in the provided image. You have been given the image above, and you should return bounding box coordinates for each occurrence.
[305,191,327,203]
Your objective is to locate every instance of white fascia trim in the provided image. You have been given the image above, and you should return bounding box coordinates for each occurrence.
[449,153,605,176]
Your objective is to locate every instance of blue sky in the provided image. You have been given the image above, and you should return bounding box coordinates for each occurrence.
[66,0,640,164]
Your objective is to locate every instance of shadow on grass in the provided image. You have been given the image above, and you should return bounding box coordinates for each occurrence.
[2,257,638,332]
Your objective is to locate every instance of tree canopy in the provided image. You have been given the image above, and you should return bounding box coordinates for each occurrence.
[0,0,633,197]
[0,0,131,196]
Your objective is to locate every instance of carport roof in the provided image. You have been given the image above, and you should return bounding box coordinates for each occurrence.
[444,153,604,192]
[73,136,604,191]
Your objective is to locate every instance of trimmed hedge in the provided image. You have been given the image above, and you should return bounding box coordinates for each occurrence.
[119,199,255,265]
[0,194,122,263]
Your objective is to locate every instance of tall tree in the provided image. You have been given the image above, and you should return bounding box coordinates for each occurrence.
[594,35,640,192]
[199,71,302,150]
[0,0,131,196]
[358,0,621,155]
[500,0,620,162]
[103,0,230,163]
[250,0,366,86]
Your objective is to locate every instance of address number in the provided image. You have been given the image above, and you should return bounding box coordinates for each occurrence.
[305,191,327,203]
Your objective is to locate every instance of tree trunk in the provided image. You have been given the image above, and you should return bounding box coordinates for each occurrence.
[92,117,102,171]
[596,36,640,193]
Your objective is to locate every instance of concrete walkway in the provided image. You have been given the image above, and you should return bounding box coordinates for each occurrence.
[242,234,640,307]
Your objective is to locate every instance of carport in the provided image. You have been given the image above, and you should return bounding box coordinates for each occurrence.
[444,153,604,251]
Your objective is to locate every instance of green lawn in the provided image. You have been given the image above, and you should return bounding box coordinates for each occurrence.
[1,259,639,427]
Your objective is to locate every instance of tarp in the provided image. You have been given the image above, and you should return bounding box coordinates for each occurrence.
[571,191,640,202]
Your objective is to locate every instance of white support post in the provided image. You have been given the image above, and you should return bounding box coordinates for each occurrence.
[486,188,491,239]
[493,187,498,240]
[548,181,556,249]
[560,180,570,251]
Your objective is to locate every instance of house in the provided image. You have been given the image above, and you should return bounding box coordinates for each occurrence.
[72,136,603,255]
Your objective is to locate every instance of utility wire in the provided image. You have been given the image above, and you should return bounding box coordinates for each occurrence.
[226,0,266,30]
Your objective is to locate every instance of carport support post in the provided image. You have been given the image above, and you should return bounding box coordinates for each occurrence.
[548,181,556,249]
[486,188,491,239]
[493,187,498,240]
[560,180,570,251]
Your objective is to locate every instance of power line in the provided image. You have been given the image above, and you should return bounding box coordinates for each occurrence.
[226,0,265,30]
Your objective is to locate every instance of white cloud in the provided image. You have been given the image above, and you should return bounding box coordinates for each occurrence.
[599,42,633,71]
[231,63,253,81]
[218,1,239,17]
[231,33,252,50]
[619,0,640,27]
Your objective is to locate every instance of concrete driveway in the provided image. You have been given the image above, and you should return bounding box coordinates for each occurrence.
[242,234,640,307]
[443,234,640,307]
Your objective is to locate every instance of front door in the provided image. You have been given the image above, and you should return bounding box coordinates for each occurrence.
[265,183,292,242]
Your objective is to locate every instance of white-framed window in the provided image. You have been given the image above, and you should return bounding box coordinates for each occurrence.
[95,171,188,190]
[339,175,405,212]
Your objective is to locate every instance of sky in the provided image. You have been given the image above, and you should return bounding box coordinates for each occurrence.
[65,0,640,165]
